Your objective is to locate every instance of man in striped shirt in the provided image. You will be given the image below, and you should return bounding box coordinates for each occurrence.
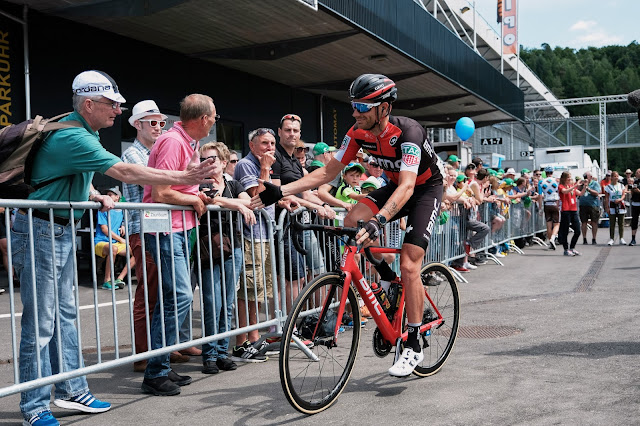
[121,100,169,372]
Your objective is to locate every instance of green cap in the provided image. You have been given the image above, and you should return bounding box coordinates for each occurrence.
[438,210,450,225]
[447,155,460,163]
[312,142,330,156]
[501,178,514,186]
[498,168,505,174]
[488,169,497,176]
[361,176,381,190]
[455,174,466,183]
[344,162,366,174]
[521,168,530,174]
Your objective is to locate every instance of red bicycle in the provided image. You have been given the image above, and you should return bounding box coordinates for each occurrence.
[279,213,460,414]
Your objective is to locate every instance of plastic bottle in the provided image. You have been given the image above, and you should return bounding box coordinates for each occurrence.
[370,282,391,312]
[387,280,402,313]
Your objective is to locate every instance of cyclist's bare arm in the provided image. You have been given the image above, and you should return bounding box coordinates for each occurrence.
[378,170,417,220]
[250,158,345,209]
[282,158,345,197]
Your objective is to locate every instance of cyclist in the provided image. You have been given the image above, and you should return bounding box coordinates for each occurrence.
[251,73,443,377]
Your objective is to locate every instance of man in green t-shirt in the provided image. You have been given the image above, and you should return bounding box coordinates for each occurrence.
[12,70,215,426]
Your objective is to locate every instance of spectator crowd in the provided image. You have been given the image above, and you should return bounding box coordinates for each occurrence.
[2,69,639,426]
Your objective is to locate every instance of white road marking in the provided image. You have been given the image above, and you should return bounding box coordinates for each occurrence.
[0,299,133,319]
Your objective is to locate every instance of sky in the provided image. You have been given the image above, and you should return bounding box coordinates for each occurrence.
[472,0,639,50]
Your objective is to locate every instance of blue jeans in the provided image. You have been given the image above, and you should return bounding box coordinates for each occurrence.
[11,213,89,419]
[201,247,242,361]
[144,230,194,379]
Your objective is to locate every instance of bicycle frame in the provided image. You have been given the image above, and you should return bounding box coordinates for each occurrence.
[311,241,445,347]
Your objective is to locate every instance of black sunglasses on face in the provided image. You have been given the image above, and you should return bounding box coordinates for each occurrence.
[200,155,218,162]
[229,159,238,164]
[295,147,309,152]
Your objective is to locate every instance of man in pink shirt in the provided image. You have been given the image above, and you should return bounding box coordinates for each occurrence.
[141,94,218,396]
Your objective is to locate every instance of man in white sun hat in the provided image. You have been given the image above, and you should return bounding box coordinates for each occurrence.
[121,100,170,373]
[10,71,215,426]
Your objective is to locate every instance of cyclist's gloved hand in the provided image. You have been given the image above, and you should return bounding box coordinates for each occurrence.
[363,218,382,241]
[259,181,284,206]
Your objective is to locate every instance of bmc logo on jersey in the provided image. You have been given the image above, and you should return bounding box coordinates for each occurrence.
[401,144,420,167]
[389,136,398,147]
[340,135,351,150]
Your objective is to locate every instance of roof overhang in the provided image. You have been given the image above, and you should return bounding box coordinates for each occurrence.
[8,0,525,128]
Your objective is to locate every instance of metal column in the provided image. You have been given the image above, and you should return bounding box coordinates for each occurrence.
[599,101,607,178]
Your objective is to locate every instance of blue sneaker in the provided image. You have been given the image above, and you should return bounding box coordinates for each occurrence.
[53,391,111,413]
[23,410,59,426]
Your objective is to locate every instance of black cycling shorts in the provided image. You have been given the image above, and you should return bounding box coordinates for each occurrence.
[359,182,442,250]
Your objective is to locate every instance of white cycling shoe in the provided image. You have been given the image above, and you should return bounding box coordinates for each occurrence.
[388,347,423,377]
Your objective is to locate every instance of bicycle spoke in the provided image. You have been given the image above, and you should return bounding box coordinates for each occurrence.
[280,273,360,414]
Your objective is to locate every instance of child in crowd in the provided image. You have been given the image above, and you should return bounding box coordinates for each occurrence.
[94,187,136,290]
[335,162,366,204]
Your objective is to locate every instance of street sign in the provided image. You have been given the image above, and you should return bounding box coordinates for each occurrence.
[481,137,502,145]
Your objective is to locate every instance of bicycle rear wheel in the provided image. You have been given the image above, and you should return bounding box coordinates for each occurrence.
[279,272,361,414]
[413,262,459,377]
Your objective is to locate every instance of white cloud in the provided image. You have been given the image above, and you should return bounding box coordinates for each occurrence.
[570,20,597,31]
[568,19,624,47]
[573,31,624,47]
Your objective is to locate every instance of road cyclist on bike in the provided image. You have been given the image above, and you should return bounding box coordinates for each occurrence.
[251,73,444,377]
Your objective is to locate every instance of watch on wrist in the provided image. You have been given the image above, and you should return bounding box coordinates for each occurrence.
[374,213,387,226]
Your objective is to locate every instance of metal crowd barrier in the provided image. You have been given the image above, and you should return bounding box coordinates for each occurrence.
[0,200,279,398]
[0,195,547,399]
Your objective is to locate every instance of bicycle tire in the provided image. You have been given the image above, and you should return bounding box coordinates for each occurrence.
[279,272,361,414]
[412,262,459,377]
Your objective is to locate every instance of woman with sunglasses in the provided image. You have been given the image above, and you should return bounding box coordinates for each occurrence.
[293,140,310,168]
[224,150,240,181]
[197,142,256,374]
[253,73,445,377]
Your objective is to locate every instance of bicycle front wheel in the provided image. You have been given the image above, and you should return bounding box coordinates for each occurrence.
[279,272,361,414]
[413,262,460,377]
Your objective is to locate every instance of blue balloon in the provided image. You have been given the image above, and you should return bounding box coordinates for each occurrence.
[455,117,475,141]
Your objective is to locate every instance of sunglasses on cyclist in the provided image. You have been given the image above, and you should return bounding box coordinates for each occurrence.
[200,155,218,162]
[351,101,381,113]
[139,119,167,128]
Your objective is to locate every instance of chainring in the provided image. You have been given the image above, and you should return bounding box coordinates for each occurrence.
[372,327,392,358]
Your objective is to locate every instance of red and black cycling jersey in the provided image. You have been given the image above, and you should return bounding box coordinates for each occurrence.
[335,115,442,186]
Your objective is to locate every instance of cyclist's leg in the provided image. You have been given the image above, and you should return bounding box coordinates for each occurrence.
[343,183,397,227]
[401,244,427,327]
[343,199,375,227]
[389,184,441,377]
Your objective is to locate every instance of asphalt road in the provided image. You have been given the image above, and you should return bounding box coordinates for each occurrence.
[1,231,639,425]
